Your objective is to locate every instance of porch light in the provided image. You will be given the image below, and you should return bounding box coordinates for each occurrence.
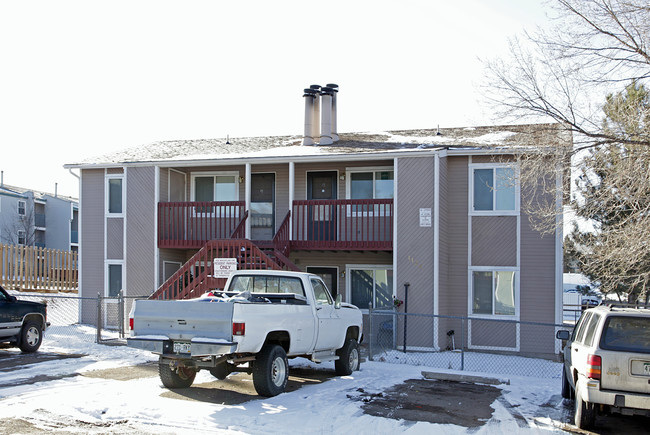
[239,176,244,183]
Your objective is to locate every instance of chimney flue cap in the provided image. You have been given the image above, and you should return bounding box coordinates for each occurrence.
[321,86,335,95]
[303,88,318,97]
[326,83,339,90]
[310,84,321,90]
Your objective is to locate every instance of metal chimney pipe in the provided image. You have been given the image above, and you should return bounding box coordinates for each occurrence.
[310,85,321,143]
[320,86,334,145]
[55,182,58,198]
[326,84,339,142]
[302,88,318,146]
[1,170,3,187]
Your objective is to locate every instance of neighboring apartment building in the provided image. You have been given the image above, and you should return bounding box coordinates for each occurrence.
[0,180,79,252]
[65,86,570,357]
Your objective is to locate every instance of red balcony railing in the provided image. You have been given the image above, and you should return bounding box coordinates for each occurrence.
[291,199,393,250]
[158,201,245,248]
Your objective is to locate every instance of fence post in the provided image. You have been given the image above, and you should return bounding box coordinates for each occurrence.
[368,302,373,361]
[118,290,124,339]
[96,292,101,344]
[403,282,409,353]
[461,318,465,371]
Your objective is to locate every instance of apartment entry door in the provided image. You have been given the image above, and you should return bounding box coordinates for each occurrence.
[307,171,337,241]
[251,173,275,240]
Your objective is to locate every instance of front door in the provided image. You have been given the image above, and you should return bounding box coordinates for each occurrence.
[251,173,275,240]
[307,171,337,241]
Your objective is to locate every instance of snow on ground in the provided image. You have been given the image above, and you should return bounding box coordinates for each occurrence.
[0,326,568,434]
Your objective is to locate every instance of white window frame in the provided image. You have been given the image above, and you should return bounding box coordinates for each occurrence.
[345,264,394,313]
[105,260,124,299]
[345,166,394,217]
[17,200,26,216]
[105,175,125,217]
[468,266,520,320]
[190,171,240,217]
[469,163,519,216]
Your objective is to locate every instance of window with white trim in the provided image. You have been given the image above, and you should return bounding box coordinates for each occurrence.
[471,165,517,213]
[191,172,239,216]
[346,168,393,215]
[471,269,517,316]
[106,177,124,215]
[107,263,123,297]
[347,266,393,310]
[18,200,26,216]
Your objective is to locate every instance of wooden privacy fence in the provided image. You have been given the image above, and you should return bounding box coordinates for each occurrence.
[0,243,78,292]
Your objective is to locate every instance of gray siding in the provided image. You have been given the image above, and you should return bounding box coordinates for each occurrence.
[126,166,157,296]
[471,216,517,267]
[106,218,124,260]
[80,169,104,322]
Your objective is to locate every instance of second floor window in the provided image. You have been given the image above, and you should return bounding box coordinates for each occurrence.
[18,200,26,216]
[348,170,394,200]
[472,166,517,213]
[107,178,123,214]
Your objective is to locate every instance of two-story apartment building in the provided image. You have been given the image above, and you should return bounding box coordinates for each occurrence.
[66,86,570,356]
[0,180,79,251]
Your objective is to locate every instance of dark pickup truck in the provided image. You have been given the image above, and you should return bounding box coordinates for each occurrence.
[0,285,48,352]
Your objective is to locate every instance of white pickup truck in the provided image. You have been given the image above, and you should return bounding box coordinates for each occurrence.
[127,270,363,397]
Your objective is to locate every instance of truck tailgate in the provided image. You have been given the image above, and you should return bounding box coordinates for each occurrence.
[131,299,234,341]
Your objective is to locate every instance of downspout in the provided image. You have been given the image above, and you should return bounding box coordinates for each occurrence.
[433,152,440,350]
[68,168,82,322]
[289,162,295,241]
[154,167,160,289]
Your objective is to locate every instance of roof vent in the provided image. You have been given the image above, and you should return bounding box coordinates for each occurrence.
[302,88,319,146]
[326,84,339,142]
[320,87,335,145]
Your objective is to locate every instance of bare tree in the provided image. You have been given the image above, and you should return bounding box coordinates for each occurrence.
[483,0,650,301]
[1,207,37,246]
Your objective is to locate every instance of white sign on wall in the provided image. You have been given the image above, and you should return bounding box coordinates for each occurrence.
[213,258,238,278]
[419,208,432,227]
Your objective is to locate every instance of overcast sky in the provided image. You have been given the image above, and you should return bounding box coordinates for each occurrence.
[0,0,551,198]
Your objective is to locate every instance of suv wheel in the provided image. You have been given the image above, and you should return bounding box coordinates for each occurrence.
[574,382,595,429]
[19,321,43,353]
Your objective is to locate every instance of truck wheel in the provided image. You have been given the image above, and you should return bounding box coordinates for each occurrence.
[158,360,196,389]
[574,382,595,429]
[210,362,230,380]
[335,339,360,376]
[18,321,43,353]
[252,344,288,397]
[561,368,573,399]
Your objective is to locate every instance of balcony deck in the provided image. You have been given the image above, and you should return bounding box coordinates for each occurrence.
[158,199,393,251]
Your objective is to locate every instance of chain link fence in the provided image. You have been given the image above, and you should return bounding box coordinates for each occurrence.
[8,291,145,345]
[367,308,574,379]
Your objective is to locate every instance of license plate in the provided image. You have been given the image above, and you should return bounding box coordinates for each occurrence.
[173,342,191,354]
[645,363,650,376]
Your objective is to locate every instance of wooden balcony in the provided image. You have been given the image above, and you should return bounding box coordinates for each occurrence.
[157,199,393,251]
[158,201,245,249]
[291,199,393,250]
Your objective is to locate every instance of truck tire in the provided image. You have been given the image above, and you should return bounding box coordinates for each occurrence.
[574,382,595,429]
[561,368,573,399]
[158,360,196,389]
[18,321,43,353]
[210,362,230,380]
[252,344,288,397]
[335,339,360,376]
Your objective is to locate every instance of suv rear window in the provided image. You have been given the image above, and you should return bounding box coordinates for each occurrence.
[600,316,650,353]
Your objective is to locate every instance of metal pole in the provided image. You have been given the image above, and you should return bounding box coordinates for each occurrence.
[118,290,124,339]
[403,282,409,353]
[461,318,465,371]
[96,292,101,344]
[368,302,373,361]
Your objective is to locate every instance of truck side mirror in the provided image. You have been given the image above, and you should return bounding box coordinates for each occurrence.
[334,294,342,309]
[556,330,570,340]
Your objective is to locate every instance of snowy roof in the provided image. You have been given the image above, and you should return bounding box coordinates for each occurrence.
[66,123,570,168]
[0,183,78,203]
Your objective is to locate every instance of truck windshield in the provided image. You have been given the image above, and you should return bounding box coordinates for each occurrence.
[600,316,650,353]
[229,275,306,297]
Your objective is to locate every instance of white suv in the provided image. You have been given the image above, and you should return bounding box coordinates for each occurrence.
[556,305,650,429]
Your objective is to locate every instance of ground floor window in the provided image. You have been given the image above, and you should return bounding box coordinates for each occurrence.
[347,265,393,310]
[470,268,517,316]
[106,263,123,298]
